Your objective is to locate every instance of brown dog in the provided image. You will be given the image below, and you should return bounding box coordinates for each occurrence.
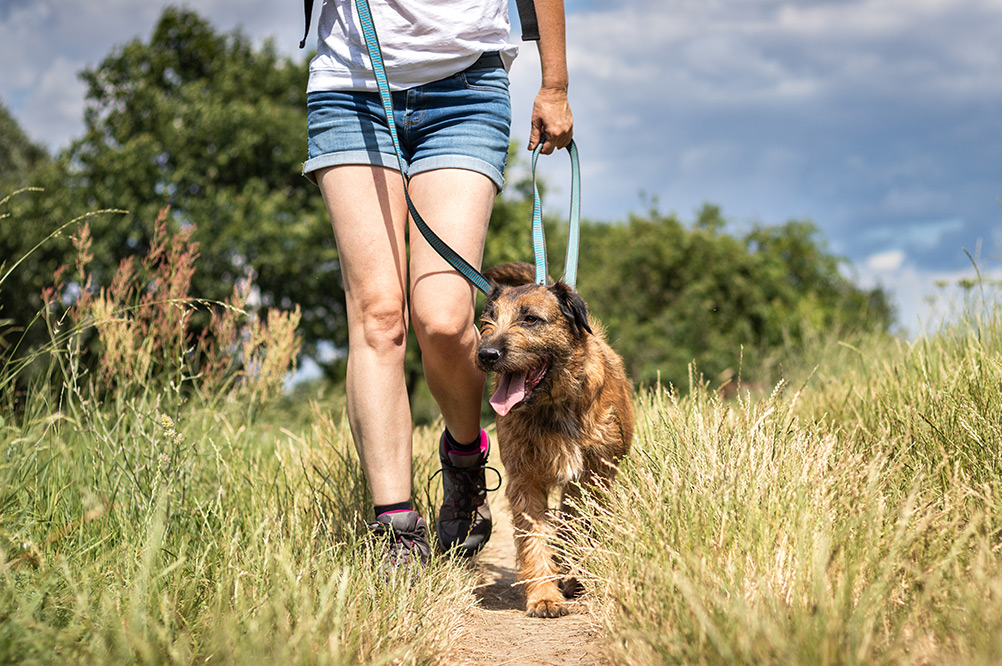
[477,262,634,618]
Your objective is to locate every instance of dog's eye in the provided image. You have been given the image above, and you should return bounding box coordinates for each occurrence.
[521,314,542,325]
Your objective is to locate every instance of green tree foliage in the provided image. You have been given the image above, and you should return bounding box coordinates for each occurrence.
[0,104,56,356]
[1,7,339,361]
[574,203,894,389]
[483,149,539,269]
[0,102,48,185]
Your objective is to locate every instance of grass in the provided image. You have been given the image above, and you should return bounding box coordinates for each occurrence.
[0,385,477,664]
[3,192,1001,663]
[568,307,1002,664]
[0,199,479,664]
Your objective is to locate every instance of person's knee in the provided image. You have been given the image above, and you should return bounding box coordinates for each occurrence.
[414,308,474,357]
[355,301,408,355]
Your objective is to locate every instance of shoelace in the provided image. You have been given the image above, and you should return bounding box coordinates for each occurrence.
[429,462,502,516]
[369,521,427,564]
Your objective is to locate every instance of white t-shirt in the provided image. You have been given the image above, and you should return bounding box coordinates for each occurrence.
[307,0,519,93]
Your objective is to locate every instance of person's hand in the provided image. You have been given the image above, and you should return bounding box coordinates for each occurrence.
[528,86,573,155]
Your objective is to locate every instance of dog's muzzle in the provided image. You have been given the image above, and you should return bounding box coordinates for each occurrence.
[479,344,551,417]
[477,345,503,369]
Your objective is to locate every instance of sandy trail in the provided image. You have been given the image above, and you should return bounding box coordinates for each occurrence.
[448,484,610,666]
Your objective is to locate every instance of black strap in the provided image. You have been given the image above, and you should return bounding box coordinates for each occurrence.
[300,0,315,49]
[514,0,540,41]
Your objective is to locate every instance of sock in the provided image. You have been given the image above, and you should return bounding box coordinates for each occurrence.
[445,428,485,455]
[374,500,412,518]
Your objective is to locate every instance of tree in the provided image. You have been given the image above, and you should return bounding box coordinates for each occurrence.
[0,102,54,357]
[0,101,48,186]
[1,7,341,363]
[575,204,894,389]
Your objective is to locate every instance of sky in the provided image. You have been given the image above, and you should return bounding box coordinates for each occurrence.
[2,0,1001,335]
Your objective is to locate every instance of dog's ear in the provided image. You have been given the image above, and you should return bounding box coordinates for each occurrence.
[550,282,592,337]
[483,262,536,287]
[484,262,555,287]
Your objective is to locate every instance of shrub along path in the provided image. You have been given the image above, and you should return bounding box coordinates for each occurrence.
[447,479,609,666]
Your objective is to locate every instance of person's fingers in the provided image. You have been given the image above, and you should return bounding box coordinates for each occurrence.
[528,120,543,150]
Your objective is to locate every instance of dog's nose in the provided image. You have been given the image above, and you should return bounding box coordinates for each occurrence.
[477,346,503,367]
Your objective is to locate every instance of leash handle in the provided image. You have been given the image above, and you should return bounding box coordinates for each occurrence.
[531,139,581,288]
[355,0,493,295]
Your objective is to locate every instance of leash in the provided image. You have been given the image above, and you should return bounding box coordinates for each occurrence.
[530,140,580,288]
[354,0,581,293]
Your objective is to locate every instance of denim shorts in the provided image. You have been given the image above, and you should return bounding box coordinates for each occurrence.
[303,55,512,191]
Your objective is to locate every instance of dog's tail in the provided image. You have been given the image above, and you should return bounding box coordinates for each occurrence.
[483,262,553,287]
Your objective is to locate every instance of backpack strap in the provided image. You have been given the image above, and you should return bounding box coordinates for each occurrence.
[514,0,540,41]
[300,0,315,49]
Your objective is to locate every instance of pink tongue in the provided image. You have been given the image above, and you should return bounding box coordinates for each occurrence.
[489,371,528,416]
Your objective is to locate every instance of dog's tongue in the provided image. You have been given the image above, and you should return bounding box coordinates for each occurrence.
[489,371,528,416]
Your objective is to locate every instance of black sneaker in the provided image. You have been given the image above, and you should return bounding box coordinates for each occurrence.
[367,510,431,571]
[435,430,499,557]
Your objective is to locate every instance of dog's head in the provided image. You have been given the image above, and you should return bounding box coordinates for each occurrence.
[477,262,592,416]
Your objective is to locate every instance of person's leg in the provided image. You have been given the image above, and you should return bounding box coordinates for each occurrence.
[409,168,497,556]
[408,168,496,443]
[315,164,414,509]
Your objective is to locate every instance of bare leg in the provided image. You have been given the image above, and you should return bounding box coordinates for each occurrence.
[315,165,412,507]
[408,169,495,444]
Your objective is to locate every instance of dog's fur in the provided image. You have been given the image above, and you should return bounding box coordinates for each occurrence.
[477,262,634,618]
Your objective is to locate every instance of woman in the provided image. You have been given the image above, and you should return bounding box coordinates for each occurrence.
[302,0,573,567]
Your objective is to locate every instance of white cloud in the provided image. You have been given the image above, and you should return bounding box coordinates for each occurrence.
[865,249,906,272]
[0,0,303,149]
[853,249,1002,336]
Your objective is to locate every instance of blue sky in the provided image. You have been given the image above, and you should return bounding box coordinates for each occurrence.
[2,0,1000,334]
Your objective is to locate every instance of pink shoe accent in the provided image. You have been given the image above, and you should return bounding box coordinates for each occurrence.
[377,509,415,517]
[445,429,489,457]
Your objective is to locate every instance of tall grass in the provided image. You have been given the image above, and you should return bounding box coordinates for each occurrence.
[5,189,1002,663]
[0,390,475,663]
[569,306,1002,664]
[0,196,477,664]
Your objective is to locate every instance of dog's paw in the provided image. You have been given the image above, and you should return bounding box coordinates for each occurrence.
[525,596,568,618]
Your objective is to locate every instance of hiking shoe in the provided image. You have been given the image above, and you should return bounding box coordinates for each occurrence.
[435,430,499,557]
[367,510,431,571]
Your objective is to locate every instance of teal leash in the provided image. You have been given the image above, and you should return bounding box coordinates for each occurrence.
[530,139,580,288]
[354,0,581,293]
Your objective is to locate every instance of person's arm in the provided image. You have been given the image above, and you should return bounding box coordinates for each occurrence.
[528,0,573,155]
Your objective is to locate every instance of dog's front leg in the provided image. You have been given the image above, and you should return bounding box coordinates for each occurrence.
[507,479,567,618]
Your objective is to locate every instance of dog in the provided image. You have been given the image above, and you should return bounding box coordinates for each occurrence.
[476,262,634,618]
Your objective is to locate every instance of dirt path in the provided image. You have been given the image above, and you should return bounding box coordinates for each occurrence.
[448,486,610,666]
